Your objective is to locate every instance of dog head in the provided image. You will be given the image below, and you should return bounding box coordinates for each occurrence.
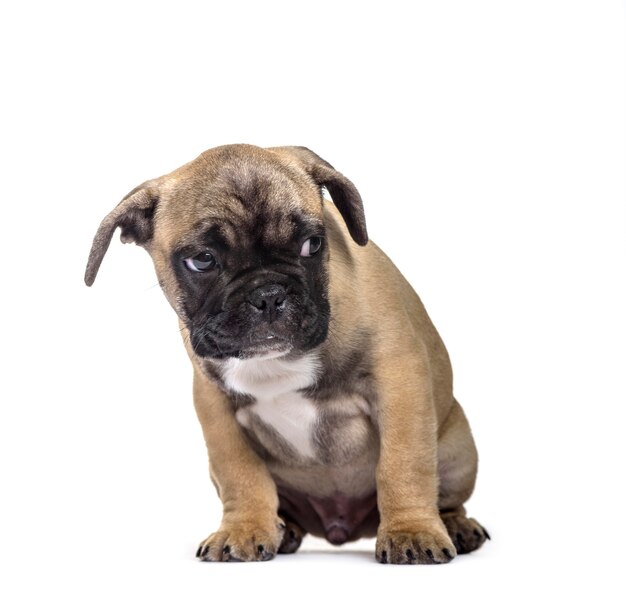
[85,144,367,360]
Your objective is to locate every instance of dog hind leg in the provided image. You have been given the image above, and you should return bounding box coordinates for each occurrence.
[437,399,490,554]
[277,518,306,554]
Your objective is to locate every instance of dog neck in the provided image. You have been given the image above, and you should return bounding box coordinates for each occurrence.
[221,351,321,400]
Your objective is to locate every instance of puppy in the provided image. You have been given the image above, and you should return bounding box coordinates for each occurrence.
[85,144,488,564]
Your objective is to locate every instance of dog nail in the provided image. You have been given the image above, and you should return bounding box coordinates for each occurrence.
[443,548,452,559]
[406,549,415,561]
[257,544,265,554]
[425,549,434,560]
[380,550,388,564]
[195,545,203,558]
[483,527,491,540]
[223,545,230,554]
[201,545,210,558]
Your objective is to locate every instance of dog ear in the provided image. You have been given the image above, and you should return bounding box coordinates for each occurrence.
[84,182,159,286]
[271,146,368,246]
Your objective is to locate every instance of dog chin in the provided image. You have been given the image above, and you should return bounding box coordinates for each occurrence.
[194,337,294,361]
[232,342,294,361]
[239,347,293,361]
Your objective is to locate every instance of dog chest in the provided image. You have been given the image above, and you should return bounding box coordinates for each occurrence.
[221,353,373,463]
[223,353,321,460]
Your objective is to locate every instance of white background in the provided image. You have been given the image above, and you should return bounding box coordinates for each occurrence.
[1,1,624,595]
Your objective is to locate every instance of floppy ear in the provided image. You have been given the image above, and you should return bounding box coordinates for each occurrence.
[271,146,368,246]
[84,182,159,286]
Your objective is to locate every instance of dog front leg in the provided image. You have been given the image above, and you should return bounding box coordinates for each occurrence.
[192,369,284,562]
[374,354,457,565]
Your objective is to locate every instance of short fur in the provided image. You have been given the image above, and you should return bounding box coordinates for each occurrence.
[85,144,488,564]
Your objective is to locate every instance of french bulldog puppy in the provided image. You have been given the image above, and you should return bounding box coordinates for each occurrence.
[85,144,488,564]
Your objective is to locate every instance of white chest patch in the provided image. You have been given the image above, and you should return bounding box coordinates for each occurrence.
[223,352,321,459]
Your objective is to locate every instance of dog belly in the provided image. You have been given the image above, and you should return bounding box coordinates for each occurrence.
[277,485,379,545]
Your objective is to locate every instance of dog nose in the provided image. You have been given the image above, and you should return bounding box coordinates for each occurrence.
[247,284,287,319]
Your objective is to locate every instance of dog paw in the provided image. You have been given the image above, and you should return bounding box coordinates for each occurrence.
[376,520,457,565]
[196,518,285,562]
[441,512,490,555]
[278,520,305,554]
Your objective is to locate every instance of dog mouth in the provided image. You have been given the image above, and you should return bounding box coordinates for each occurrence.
[187,295,329,360]
[240,326,295,357]
[190,323,296,360]
[190,320,326,360]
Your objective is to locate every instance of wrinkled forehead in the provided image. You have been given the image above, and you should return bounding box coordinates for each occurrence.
[154,152,323,249]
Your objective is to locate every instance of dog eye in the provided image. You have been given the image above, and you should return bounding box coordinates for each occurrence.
[300,236,323,257]
[184,251,216,272]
